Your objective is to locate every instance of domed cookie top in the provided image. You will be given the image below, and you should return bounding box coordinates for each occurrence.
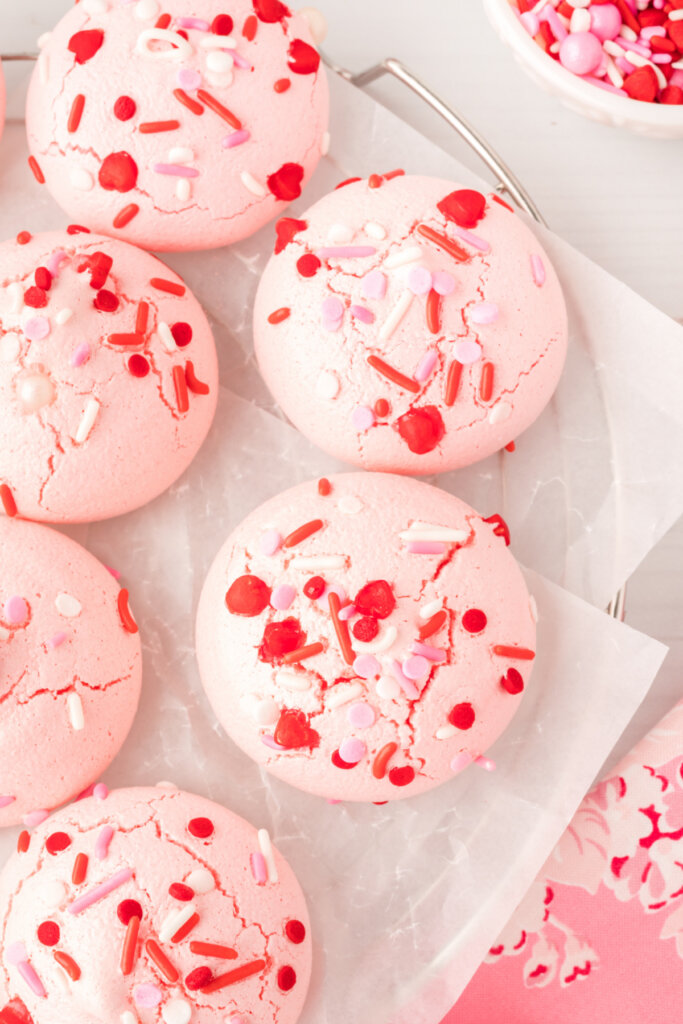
[0,230,217,522]
[196,473,536,802]
[26,1,329,252]
[0,517,142,828]
[0,787,312,1024]
[254,173,568,474]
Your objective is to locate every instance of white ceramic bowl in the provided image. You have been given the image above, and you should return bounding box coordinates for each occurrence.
[484,0,683,139]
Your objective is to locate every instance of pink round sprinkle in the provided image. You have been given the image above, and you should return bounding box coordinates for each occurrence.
[23,317,50,342]
[48,632,67,649]
[451,753,473,773]
[93,783,109,800]
[407,265,432,295]
[402,655,430,681]
[520,11,540,36]
[469,302,499,325]
[23,809,48,827]
[339,737,366,764]
[589,3,623,42]
[353,654,380,679]
[261,734,285,750]
[338,603,356,621]
[5,942,28,966]
[414,349,438,382]
[47,250,68,277]
[352,406,375,432]
[260,529,282,556]
[432,271,455,296]
[349,304,375,324]
[133,984,163,1008]
[271,584,296,611]
[71,342,91,368]
[360,269,387,300]
[453,340,482,365]
[347,702,376,729]
[4,596,28,625]
[223,129,251,149]
[177,68,202,91]
[322,296,344,321]
[559,32,603,76]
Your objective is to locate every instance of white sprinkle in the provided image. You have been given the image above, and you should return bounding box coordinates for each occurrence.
[159,903,196,943]
[625,53,667,88]
[155,781,178,790]
[134,0,159,19]
[378,291,413,341]
[383,245,423,269]
[315,370,340,400]
[70,168,94,192]
[276,670,312,692]
[156,322,176,353]
[53,965,70,992]
[5,282,23,315]
[605,58,624,89]
[55,592,82,618]
[162,999,191,1024]
[241,171,267,197]
[299,6,328,44]
[121,1014,137,1024]
[669,8,683,19]
[136,27,192,61]
[67,692,85,731]
[0,627,10,641]
[56,308,73,326]
[186,868,214,894]
[326,682,363,708]
[354,625,397,655]
[73,398,99,444]
[258,829,278,884]
[566,0,589,7]
[420,599,442,619]
[82,0,109,13]
[290,554,346,571]
[603,39,626,57]
[321,131,331,156]
[435,724,457,740]
[337,495,363,515]
[200,35,237,49]
[399,523,468,543]
[529,595,539,623]
[0,335,21,363]
[176,178,191,202]
[619,25,637,41]
[376,675,401,700]
[243,695,279,726]
[488,401,512,426]
[37,32,51,48]
[38,52,49,85]
[673,59,683,70]
[327,223,353,243]
[364,221,387,240]
[206,49,233,74]
[569,8,590,31]
[168,147,194,164]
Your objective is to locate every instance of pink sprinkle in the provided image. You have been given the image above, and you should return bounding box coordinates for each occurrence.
[349,304,375,324]
[23,810,48,827]
[93,783,109,801]
[453,225,490,253]
[177,68,202,91]
[530,254,546,287]
[453,340,482,365]
[0,795,16,809]
[271,584,295,611]
[5,942,28,966]
[414,349,438,382]
[407,541,447,554]
[48,632,67,649]
[352,406,375,432]
[338,603,356,621]
[641,26,667,41]
[105,565,121,579]
[95,824,114,860]
[153,163,199,178]
[410,640,446,663]
[402,655,430,680]
[353,654,380,679]
[176,16,210,30]
[47,250,68,277]
[407,265,433,295]
[17,961,46,998]
[316,246,376,259]
[615,56,636,74]
[617,36,651,57]
[475,755,496,772]
[71,342,91,367]
[347,702,376,728]
[583,74,626,94]
[76,784,96,801]
[339,737,366,764]
[227,50,252,70]
[469,302,499,325]
[261,734,285,751]
[652,53,672,64]
[223,129,251,148]
[520,11,540,35]
[361,269,387,300]
[23,317,50,342]
[321,295,344,331]
[4,595,28,625]
[451,752,473,773]
[260,529,282,556]
[317,583,346,609]
[389,659,419,700]
[68,867,134,914]
[250,851,267,884]
[432,271,456,296]
[540,4,568,41]
[230,1018,247,1024]
[133,983,163,1008]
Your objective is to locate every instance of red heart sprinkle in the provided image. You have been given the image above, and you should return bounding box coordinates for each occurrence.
[98,152,139,193]
[128,354,149,378]
[274,217,307,255]
[448,702,475,730]
[253,0,291,23]
[274,708,320,750]
[94,289,119,313]
[287,38,321,75]
[171,322,193,347]
[388,765,415,787]
[396,405,445,455]
[622,65,659,103]
[225,575,271,616]
[666,19,683,50]
[68,29,104,65]
[437,188,486,229]
[501,667,524,695]
[462,609,487,634]
[186,966,213,990]
[260,618,305,662]
[661,85,683,105]
[267,163,304,202]
[303,576,325,599]
[296,253,320,278]
[353,580,395,620]
[0,999,35,1024]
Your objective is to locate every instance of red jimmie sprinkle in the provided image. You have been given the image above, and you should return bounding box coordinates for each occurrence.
[368,173,383,189]
[171,913,200,944]
[505,440,516,453]
[201,959,267,993]
[196,89,241,129]
[186,966,213,991]
[367,355,420,394]
[185,362,210,395]
[16,231,32,245]
[169,882,194,901]
[274,78,291,93]
[135,302,149,335]
[173,88,204,115]
[53,951,81,981]
[188,816,214,838]
[190,941,238,959]
[139,120,181,134]
[34,267,51,291]
[418,609,447,640]
[0,484,17,518]
[37,922,60,947]
[155,13,172,29]
[72,853,88,885]
[67,224,91,235]
[67,94,85,133]
[281,641,325,664]
[417,223,470,262]
[113,204,140,229]
[268,307,290,324]
[173,364,190,413]
[383,168,405,180]
[480,361,494,402]
[242,14,258,39]
[150,277,186,296]
[145,940,178,982]
[108,333,144,347]
[88,252,113,289]
[317,477,331,496]
[492,645,535,660]
[491,193,514,213]
[283,519,323,547]
[117,589,138,634]
[372,742,398,779]
[277,966,297,991]
[285,919,306,944]
[426,289,441,334]
[328,591,354,665]
[17,830,30,854]
[335,176,362,190]
[46,832,71,855]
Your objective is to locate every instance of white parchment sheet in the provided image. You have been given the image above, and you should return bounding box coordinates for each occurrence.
[0,66,679,1021]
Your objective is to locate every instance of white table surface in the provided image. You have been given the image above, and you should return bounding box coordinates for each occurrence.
[3,0,682,796]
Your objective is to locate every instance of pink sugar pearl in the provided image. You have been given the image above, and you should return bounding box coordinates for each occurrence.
[589,3,623,43]
[559,32,603,76]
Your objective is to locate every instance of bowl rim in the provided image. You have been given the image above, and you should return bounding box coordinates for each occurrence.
[483,0,683,127]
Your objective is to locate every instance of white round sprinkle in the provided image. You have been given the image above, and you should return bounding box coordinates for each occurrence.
[419,599,442,619]
[39,878,68,906]
[37,32,51,48]
[241,171,267,197]
[488,401,512,426]
[5,283,23,315]
[435,724,457,740]
[298,6,327,44]
[0,335,21,363]
[67,692,85,731]
[337,495,363,515]
[70,168,95,192]
[0,627,10,641]
[82,0,109,13]
[121,1013,137,1024]
[186,868,214,894]
[327,223,353,244]
[376,675,401,700]
[206,49,234,74]
[56,309,73,326]
[168,147,194,164]
[207,70,234,89]
[55,593,82,618]
[162,999,191,1024]
[320,131,331,156]
[364,221,387,240]
[135,0,159,19]
[255,698,280,727]
[155,780,178,790]
[315,370,340,400]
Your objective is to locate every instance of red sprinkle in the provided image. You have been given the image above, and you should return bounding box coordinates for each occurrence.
[374,398,390,418]
[24,287,47,309]
[17,830,30,854]
[67,224,91,235]
[16,231,32,245]
[185,362,210,395]
[368,173,383,189]
[173,89,204,116]
[188,817,214,839]
[155,13,172,29]
[480,362,494,402]
[274,78,291,93]
[114,96,137,121]
[267,163,304,202]
[303,576,325,600]
[383,168,405,180]
[53,951,81,981]
[335,176,362,190]
[201,959,267,993]
[0,484,17,518]
[419,609,447,640]
[145,940,178,983]
[94,289,119,313]
[136,302,149,336]
[37,922,60,947]
[120,922,138,975]
[113,204,140,229]
[285,919,306,944]
[492,645,535,660]
[281,641,324,664]
[367,355,420,394]
[171,322,192,347]
[449,702,475,729]
[437,188,486,229]
[212,14,234,34]
[253,0,290,22]
[274,216,307,254]
[277,965,297,991]
[108,333,144,347]
[483,513,511,546]
[317,477,331,496]
[262,619,306,664]
[72,853,88,885]
[491,193,514,213]
[171,913,200,944]
[268,307,290,324]
[501,667,525,695]
[174,364,190,412]
[372,742,397,780]
[505,440,516,453]
[139,120,181,134]
[196,89,241,129]
[68,29,104,65]
[328,591,354,665]
[67,94,85,133]
[226,575,271,616]
[242,14,258,40]
[283,518,323,547]
[99,152,138,193]
[417,223,469,262]
[150,277,186,296]
[46,832,71,855]
[287,38,320,74]
[117,588,138,634]
[296,253,321,278]
[462,609,487,634]
[189,941,237,959]
[396,406,445,455]
[388,765,415,787]
[352,616,379,642]
[34,267,51,291]
[426,289,441,334]
[186,966,213,991]
[117,899,143,925]
[354,580,395,620]
[169,882,194,902]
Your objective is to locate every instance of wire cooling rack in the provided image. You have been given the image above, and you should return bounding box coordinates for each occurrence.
[1,50,626,621]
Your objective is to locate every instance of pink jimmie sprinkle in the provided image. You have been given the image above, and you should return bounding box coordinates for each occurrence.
[230,1018,247,1024]
[451,752,473,773]
[475,755,496,771]
[410,640,446,663]
[153,164,199,177]
[23,316,50,342]
[227,49,252,70]
[349,304,375,324]
[223,129,251,148]
[530,254,546,287]
[352,406,375,432]
[68,867,133,914]
[261,734,285,751]
[583,75,626,94]
[316,246,376,259]
[95,825,114,860]
[93,783,109,800]
[177,68,202,90]
[71,342,91,367]
[469,301,499,325]
[432,271,455,296]
[23,810,48,828]
[6,945,46,999]
[48,632,67,649]
[250,852,267,884]
[4,595,28,625]
[260,528,282,556]
[652,54,672,64]
[414,349,438,382]
[361,269,387,300]
[271,584,295,611]
[389,659,420,700]
[339,737,366,764]
[338,603,356,621]
[453,225,490,253]
[133,983,163,1008]
[105,565,121,580]
[540,4,568,41]
[176,16,210,29]
[353,654,380,679]
[407,265,433,295]
[348,702,376,728]
[0,795,16,809]
[47,249,68,277]
[407,541,447,554]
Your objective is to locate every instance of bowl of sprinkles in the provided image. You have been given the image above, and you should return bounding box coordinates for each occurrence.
[484,0,683,137]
